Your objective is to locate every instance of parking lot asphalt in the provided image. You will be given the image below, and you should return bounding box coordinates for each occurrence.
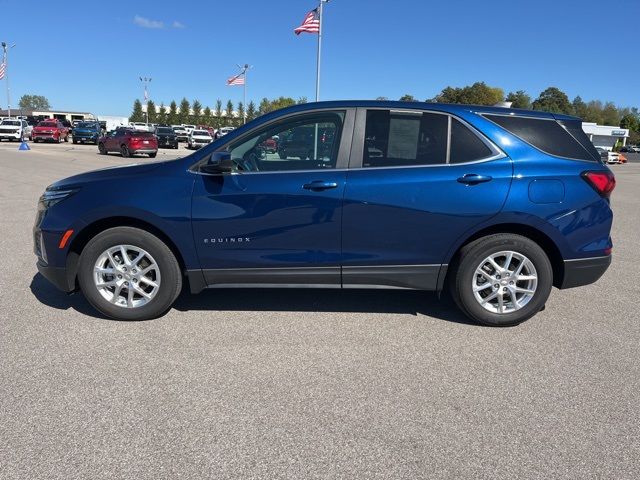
[1,141,639,479]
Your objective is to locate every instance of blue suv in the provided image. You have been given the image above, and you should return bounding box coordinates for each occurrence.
[33,101,615,326]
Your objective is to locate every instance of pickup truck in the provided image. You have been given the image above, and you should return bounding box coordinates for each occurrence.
[31,120,70,143]
[0,118,32,141]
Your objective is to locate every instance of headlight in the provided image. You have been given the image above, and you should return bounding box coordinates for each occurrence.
[39,188,79,209]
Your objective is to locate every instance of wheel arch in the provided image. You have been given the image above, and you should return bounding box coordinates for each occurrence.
[66,216,187,290]
[442,222,565,289]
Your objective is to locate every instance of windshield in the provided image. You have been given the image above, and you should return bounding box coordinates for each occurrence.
[1,120,21,126]
[157,127,174,134]
[77,122,97,129]
[38,122,57,127]
[193,130,210,136]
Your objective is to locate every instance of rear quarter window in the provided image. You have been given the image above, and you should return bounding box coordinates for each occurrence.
[484,114,598,162]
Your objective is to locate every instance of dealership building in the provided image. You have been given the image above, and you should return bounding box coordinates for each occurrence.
[0,108,96,122]
[581,123,629,150]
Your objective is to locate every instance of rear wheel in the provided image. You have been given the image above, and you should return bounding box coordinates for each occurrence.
[148,152,157,158]
[77,227,182,320]
[120,145,130,157]
[73,139,78,144]
[449,234,552,327]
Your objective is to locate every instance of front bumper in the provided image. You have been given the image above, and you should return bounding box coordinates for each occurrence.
[560,255,611,289]
[0,132,21,139]
[36,260,75,292]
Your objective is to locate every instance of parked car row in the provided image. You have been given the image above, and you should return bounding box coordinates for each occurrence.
[595,147,627,164]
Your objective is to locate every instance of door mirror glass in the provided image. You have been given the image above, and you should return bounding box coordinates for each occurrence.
[201,152,234,174]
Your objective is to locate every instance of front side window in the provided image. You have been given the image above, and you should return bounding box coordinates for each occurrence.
[227,111,344,172]
[363,110,448,167]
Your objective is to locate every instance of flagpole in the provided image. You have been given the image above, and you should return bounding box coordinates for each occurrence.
[315,1,325,102]
[243,64,248,124]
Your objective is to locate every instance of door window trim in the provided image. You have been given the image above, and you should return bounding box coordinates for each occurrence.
[348,107,505,170]
[189,108,356,176]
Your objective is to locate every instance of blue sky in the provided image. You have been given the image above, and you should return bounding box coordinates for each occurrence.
[1,0,638,116]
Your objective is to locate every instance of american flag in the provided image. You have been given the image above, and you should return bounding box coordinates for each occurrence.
[294,8,320,35]
[227,73,245,86]
[0,62,6,80]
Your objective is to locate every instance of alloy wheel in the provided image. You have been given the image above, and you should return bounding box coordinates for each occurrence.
[472,250,538,314]
[93,245,161,308]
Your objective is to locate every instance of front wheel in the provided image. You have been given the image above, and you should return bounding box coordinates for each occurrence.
[77,227,183,320]
[98,143,106,155]
[449,234,553,327]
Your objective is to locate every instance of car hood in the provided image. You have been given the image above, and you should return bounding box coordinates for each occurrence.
[47,161,170,190]
[74,128,99,134]
[33,126,59,131]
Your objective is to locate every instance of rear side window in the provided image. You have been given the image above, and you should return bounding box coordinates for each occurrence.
[363,110,448,167]
[450,119,493,164]
[485,114,598,161]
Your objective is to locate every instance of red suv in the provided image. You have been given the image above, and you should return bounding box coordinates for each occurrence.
[32,120,70,143]
[98,128,158,158]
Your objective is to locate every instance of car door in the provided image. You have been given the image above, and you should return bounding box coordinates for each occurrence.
[191,108,355,287]
[341,108,513,290]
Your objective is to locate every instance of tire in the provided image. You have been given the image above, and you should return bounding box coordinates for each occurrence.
[77,227,182,320]
[449,234,553,327]
[120,145,130,157]
[64,134,69,142]
[98,143,106,155]
[73,139,78,144]
[57,135,63,144]
[148,152,157,158]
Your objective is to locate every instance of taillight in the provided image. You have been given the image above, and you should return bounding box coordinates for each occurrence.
[581,171,616,198]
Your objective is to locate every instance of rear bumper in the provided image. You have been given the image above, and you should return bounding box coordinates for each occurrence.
[130,148,157,154]
[560,255,611,289]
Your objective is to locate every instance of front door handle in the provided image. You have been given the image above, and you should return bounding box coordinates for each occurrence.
[457,174,493,185]
[303,181,339,191]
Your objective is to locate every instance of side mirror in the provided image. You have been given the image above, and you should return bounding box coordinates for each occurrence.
[200,151,234,174]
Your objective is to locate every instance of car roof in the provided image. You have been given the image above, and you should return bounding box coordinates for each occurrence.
[260,100,581,122]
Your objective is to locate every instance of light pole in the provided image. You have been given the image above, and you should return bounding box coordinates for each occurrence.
[139,76,152,124]
[1,42,16,117]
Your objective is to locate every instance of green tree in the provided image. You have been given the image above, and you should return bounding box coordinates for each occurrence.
[146,100,157,124]
[399,94,416,102]
[505,90,531,109]
[18,94,51,110]
[531,87,573,115]
[237,102,245,124]
[583,100,604,124]
[620,113,639,132]
[158,103,167,124]
[297,97,308,104]
[601,102,620,126]
[214,99,223,127]
[225,100,234,126]
[431,82,504,105]
[129,99,144,122]
[268,97,297,112]
[258,98,271,115]
[192,99,202,125]
[246,101,257,121]
[167,100,178,125]
[202,106,213,127]
[178,98,191,124]
[572,96,588,120]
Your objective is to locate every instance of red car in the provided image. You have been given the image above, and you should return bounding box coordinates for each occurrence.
[32,120,70,143]
[98,128,158,158]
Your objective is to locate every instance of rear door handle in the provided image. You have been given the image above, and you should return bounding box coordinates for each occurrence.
[303,181,339,191]
[457,174,493,185]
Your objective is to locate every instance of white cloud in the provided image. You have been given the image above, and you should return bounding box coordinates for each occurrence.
[133,15,164,29]
[172,20,185,29]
